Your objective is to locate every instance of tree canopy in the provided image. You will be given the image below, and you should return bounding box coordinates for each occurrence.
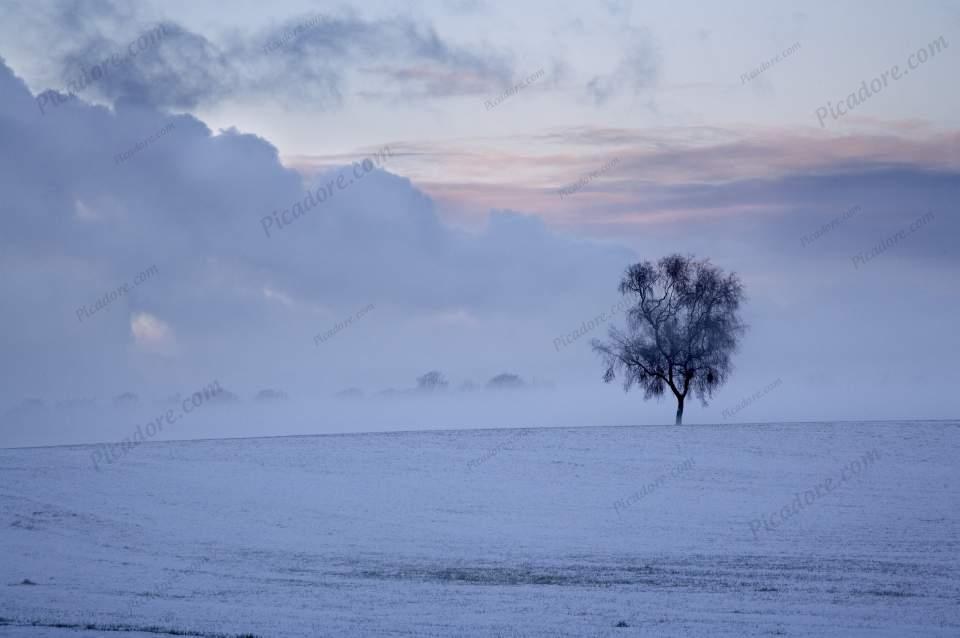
[593,254,746,424]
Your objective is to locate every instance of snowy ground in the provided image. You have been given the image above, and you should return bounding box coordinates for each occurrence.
[1,421,958,637]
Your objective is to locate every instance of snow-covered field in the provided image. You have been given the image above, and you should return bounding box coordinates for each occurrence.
[2,421,958,637]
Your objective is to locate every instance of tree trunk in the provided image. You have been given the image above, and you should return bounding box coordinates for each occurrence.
[675,395,684,425]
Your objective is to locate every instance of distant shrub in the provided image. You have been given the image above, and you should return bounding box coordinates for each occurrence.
[208,388,240,404]
[416,370,448,392]
[113,392,139,407]
[486,373,525,390]
[254,389,288,401]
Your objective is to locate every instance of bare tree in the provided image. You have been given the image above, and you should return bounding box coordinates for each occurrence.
[593,255,746,424]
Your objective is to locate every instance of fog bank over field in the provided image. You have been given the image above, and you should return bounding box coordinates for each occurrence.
[3,377,951,451]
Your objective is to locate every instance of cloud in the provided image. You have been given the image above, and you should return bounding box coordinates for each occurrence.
[0,58,633,402]
[0,0,515,112]
[442,0,486,15]
[411,125,960,238]
[586,27,659,104]
[131,312,177,355]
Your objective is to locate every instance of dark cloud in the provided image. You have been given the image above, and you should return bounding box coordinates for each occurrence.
[0,1,514,112]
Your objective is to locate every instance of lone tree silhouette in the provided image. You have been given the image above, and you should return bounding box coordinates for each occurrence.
[593,255,746,425]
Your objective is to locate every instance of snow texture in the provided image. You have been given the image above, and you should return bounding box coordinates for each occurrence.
[2,421,958,636]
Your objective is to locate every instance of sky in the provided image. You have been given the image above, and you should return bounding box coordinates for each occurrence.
[1,0,958,445]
